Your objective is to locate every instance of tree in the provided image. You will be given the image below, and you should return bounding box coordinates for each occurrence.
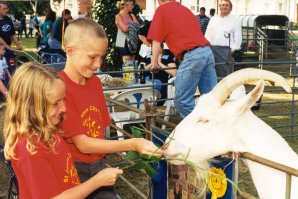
[7,2,33,18]
[92,0,121,71]
[33,0,51,16]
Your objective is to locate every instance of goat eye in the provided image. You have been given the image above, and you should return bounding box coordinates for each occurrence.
[197,117,209,123]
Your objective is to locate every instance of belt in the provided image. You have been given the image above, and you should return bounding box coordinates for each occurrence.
[179,45,207,61]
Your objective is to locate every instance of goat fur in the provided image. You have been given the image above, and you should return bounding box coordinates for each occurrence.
[165,81,298,199]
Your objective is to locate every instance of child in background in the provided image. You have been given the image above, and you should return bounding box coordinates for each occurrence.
[60,18,162,198]
[138,21,177,105]
[4,63,123,199]
[0,39,11,98]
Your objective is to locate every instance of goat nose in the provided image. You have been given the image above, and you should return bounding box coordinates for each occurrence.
[161,144,179,159]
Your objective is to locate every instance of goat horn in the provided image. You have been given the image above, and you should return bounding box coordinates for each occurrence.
[211,68,292,105]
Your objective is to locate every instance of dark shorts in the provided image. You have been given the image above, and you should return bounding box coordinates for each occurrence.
[75,159,119,199]
[117,40,134,57]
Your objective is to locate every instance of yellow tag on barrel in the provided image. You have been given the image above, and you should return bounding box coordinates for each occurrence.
[208,167,227,199]
[123,65,134,83]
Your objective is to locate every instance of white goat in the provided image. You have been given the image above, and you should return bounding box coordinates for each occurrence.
[165,68,298,199]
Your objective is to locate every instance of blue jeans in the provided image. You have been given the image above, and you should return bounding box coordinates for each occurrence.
[175,46,217,118]
[75,159,118,199]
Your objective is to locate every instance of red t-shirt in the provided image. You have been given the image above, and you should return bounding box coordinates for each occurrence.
[59,72,111,163]
[12,134,80,199]
[147,1,209,57]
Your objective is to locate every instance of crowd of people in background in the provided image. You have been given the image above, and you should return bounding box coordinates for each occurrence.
[0,0,243,115]
[0,1,245,198]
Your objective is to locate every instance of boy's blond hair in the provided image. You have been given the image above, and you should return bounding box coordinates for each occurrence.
[63,18,107,48]
[4,62,60,160]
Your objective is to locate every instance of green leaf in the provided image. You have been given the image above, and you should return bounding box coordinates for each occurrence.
[139,154,161,162]
[124,151,139,161]
[123,151,160,176]
[131,161,147,170]
[143,162,157,177]
[130,126,144,138]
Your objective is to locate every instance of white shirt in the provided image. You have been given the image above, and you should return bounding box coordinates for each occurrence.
[205,14,242,52]
[139,44,151,58]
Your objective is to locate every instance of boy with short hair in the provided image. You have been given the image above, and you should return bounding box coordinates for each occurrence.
[60,18,162,198]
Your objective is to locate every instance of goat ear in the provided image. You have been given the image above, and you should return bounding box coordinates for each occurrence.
[236,80,265,114]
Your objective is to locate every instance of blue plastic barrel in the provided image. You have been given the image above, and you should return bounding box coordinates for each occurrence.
[151,127,235,199]
[151,127,169,199]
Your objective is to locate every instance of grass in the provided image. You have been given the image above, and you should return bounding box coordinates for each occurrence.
[20,37,37,50]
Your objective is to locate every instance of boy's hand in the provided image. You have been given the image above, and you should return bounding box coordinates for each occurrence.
[132,138,163,156]
[94,168,123,187]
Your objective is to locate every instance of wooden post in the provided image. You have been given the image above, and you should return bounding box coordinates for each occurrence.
[144,99,152,140]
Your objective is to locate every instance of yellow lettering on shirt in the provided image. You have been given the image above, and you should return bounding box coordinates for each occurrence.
[64,153,80,185]
[81,106,103,137]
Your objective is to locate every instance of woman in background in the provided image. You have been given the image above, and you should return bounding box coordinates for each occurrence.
[115,0,138,65]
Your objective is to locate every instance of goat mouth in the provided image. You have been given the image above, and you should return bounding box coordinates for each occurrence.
[166,157,186,165]
[162,152,188,164]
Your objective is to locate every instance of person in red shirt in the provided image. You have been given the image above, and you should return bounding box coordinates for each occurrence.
[61,18,162,198]
[4,62,123,199]
[147,0,218,118]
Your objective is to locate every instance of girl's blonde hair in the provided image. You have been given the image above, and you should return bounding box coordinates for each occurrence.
[117,0,134,10]
[4,62,61,160]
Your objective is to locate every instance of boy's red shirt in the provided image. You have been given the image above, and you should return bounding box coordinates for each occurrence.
[12,134,80,199]
[59,72,111,163]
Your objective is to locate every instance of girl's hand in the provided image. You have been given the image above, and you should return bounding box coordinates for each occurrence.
[93,168,123,187]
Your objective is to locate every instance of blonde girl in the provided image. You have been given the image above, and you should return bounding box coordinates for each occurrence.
[4,62,122,199]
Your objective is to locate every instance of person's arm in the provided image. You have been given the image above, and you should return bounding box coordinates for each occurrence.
[0,38,11,50]
[138,35,151,47]
[204,17,214,43]
[231,17,242,52]
[72,135,162,156]
[6,68,11,79]
[52,168,123,199]
[147,9,165,72]
[115,15,129,32]
[150,40,162,71]
[157,55,176,76]
[0,80,8,97]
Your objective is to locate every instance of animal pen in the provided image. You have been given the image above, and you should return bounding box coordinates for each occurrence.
[100,40,298,198]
